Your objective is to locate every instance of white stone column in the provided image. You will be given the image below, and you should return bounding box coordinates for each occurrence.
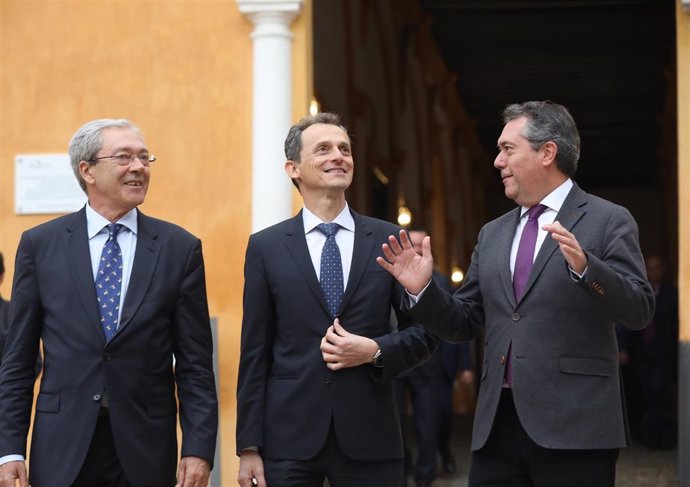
[237,0,303,232]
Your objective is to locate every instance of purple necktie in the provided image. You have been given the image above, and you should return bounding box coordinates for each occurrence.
[513,204,547,301]
[506,204,547,387]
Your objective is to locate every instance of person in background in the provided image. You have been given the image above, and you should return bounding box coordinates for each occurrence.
[437,338,474,475]
[629,254,678,449]
[236,112,437,487]
[378,100,655,487]
[0,119,218,487]
[395,229,474,487]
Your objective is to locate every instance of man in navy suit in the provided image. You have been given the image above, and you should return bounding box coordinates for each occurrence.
[236,112,437,487]
[378,101,655,487]
[0,119,218,487]
[0,253,42,378]
[0,253,9,366]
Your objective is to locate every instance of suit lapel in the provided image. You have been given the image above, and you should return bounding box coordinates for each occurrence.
[520,183,588,302]
[499,208,521,307]
[284,211,331,316]
[118,211,161,335]
[63,208,104,342]
[339,210,375,313]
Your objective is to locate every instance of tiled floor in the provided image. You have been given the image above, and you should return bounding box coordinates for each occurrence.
[406,416,678,487]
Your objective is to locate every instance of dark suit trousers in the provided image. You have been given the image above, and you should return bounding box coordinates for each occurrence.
[468,390,618,487]
[263,423,403,487]
[395,372,441,482]
[71,411,133,487]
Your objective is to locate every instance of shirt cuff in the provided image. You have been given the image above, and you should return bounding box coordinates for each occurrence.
[405,279,432,306]
[0,455,24,467]
[569,265,587,281]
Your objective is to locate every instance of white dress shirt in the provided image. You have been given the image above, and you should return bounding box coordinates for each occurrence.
[302,203,355,287]
[86,204,138,320]
[509,178,573,275]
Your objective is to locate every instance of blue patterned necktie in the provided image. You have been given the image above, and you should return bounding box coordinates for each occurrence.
[96,223,124,342]
[317,223,344,318]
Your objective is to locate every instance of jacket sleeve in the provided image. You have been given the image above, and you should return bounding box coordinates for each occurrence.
[370,279,439,382]
[172,239,219,465]
[580,205,655,330]
[0,232,43,457]
[236,235,275,453]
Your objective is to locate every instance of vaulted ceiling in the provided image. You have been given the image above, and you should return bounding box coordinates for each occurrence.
[418,0,676,191]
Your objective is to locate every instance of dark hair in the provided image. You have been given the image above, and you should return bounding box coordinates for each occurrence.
[284,112,348,190]
[501,100,580,177]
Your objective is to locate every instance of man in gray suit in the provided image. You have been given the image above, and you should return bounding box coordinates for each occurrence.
[378,101,655,487]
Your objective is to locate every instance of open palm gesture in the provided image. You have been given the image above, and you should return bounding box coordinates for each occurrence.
[376,230,434,295]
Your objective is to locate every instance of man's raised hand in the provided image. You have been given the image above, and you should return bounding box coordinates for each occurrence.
[376,230,433,295]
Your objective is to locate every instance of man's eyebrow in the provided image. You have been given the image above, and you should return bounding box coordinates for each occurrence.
[108,144,147,152]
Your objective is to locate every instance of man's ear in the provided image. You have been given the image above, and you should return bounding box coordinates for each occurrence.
[79,161,95,186]
[285,160,299,180]
[540,141,558,167]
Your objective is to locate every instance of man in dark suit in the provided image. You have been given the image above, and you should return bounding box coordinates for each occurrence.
[0,253,42,378]
[378,101,655,487]
[0,252,9,366]
[236,112,437,487]
[0,119,218,487]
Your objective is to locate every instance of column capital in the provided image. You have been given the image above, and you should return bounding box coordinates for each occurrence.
[237,0,303,26]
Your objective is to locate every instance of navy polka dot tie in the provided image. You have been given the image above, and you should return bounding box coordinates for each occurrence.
[96,223,123,342]
[317,223,344,318]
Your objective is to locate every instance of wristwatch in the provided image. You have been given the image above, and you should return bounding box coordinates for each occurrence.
[371,349,383,368]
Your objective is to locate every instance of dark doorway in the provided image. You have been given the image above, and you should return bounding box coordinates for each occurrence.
[419,0,677,262]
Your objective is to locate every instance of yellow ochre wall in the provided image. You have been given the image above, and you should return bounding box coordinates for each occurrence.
[0,0,312,479]
[678,1,689,343]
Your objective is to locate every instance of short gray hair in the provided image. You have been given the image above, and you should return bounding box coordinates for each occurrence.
[501,101,580,177]
[69,119,142,192]
[284,113,348,190]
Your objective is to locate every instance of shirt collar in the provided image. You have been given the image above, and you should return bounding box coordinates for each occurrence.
[520,178,573,218]
[86,204,139,239]
[302,203,355,234]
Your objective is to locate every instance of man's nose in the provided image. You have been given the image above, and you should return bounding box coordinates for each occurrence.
[128,158,146,171]
[494,153,505,169]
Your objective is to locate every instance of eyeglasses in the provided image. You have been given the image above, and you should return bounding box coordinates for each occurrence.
[88,153,157,166]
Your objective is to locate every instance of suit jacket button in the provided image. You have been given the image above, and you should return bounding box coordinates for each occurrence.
[512,312,520,321]
[93,394,101,402]
[500,355,506,365]
[324,376,332,385]
[103,353,111,361]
